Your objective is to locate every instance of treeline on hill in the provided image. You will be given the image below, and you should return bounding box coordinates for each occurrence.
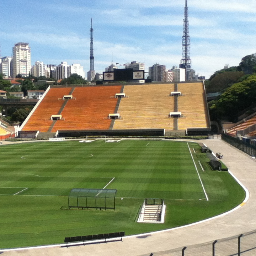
[207,54,256,123]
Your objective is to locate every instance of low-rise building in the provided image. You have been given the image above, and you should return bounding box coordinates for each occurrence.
[27,90,44,99]
[9,92,24,98]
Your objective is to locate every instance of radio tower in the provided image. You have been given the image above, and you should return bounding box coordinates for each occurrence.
[87,18,95,82]
[180,0,191,81]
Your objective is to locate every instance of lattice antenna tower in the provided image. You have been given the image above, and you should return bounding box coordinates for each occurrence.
[180,0,191,79]
[90,18,94,71]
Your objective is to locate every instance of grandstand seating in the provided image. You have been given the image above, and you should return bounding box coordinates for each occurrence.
[227,114,256,137]
[0,126,8,135]
[112,84,175,130]
[177,83,209,130]
[51,86,122,132]
[22,88,72,132]
[21,83,210,134]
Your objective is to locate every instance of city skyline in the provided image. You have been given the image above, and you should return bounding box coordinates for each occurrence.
[1,1,256,78]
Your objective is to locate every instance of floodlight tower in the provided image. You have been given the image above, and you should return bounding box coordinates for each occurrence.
[180,0,191,81]
[87,18,95,82]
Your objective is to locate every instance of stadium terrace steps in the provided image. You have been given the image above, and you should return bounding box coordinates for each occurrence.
[22,88,72,132]
[21,83,209,134]
[227,115,256,137]
[112,84,175,130]
[0,126,8,135]
[177,83,209,130]
[51,86,122,132]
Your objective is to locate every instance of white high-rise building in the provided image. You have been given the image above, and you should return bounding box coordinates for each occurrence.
[0,57,12,78]
[71,64,85,78]
[31,61,46,77]
[12,42,31,78]
[172,68,186,82]
[55,62,71,80]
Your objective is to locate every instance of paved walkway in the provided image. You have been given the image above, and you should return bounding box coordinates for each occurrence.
[2,138,256,256]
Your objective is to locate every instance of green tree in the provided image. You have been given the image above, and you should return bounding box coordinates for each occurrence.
[10,107,33,123]
[210,75,256,122]
[59,74,87,85]
[206,70,244,93]
[21,79,36,96]
[238,54,256,74]
[0,79,11,91]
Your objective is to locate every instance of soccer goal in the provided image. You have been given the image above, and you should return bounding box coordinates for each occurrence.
[68,188,117,210]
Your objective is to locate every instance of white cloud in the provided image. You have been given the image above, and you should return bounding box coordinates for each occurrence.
[191,0,256,13]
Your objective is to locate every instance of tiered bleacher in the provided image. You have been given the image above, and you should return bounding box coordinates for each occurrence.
[20,82,210,138]
[226,114,256,138]
[0,118,15,140]
[22,87,72,132]
[178,83,209,131]
[112,83,175,130]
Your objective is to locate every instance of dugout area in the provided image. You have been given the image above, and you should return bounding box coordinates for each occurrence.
[68,188,117,210]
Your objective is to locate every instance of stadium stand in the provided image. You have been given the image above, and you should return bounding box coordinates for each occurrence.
[177,83,209,131]
[0,123,15,140]
[51,86,122,132]
[20,82,210,136]
[22,88,71,132]
[226,114,256,137]
[112,83,175,130]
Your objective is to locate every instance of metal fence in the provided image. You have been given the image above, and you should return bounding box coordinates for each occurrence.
[221,133,256,157]
[140,229,256,256]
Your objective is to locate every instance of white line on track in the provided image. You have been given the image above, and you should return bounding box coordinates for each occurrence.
[187,143,209,201]
[13,188,28,195]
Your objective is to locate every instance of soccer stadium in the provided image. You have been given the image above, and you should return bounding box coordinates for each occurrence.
[1,81,256,256]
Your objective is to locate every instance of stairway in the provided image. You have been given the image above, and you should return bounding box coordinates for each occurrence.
[143,205,162,222]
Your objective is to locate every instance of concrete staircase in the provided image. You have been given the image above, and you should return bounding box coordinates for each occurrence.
[137,200,166,223]
[143,205,162,222]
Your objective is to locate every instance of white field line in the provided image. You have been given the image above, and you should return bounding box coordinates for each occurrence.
[187,143,209,201]
[103,177,115,190]
[13,187,28,195]
[198,161,205,172]
[146,142,150,147]
[96,177,115,196]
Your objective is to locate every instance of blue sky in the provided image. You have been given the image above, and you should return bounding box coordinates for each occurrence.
[1,0,256,78]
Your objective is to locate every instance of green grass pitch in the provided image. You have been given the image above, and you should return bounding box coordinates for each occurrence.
[0,140,245,249]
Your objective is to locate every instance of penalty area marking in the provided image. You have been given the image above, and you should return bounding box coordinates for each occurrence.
[13,187,28,195]
[187,143,209,201]
[198,161,205,172]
